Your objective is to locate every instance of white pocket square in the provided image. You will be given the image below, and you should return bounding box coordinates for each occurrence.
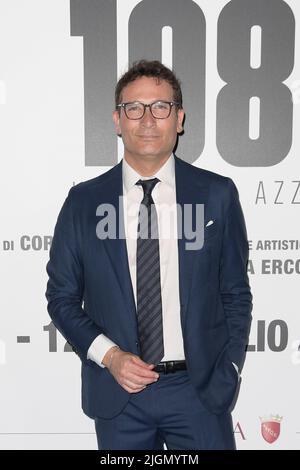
[205,220,214,227]
[232,362,241,380]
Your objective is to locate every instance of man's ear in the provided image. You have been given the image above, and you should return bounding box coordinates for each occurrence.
[176,108,185,133]
[113,110,121,136]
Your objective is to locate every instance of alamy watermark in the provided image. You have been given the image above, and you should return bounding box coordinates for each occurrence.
[96,198,206,251]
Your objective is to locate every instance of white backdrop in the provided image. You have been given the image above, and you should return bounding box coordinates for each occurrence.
[0,0,299,449]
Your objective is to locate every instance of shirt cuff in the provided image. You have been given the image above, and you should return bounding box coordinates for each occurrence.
[87,334,118,368]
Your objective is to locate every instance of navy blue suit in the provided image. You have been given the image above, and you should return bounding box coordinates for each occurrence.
[46,156,252,445]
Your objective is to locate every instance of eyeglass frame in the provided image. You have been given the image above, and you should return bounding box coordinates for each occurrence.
[116,100,180,120]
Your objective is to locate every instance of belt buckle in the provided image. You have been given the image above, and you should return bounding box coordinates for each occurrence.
[165,361,174,374]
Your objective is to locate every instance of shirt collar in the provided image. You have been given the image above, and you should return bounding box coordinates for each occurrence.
[122,154,175,194]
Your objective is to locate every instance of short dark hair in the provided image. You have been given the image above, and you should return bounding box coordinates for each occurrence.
[115,60,183,109]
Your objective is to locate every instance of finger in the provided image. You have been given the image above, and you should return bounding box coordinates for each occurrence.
[131,355,153,369]
[130,365,159,380]
[123,385,146,394]
[127,372,158,386]
[123,378,148,391]
[130,357,158,374]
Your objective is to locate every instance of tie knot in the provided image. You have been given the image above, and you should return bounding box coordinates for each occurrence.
[136,177,160,197]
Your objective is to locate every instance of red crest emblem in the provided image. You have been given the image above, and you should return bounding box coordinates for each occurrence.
[260,415,282,444]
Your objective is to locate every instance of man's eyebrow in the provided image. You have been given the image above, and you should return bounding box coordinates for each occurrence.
[122,99,173,103]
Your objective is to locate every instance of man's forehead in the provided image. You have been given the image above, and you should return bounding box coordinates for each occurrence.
[121,76,173,101]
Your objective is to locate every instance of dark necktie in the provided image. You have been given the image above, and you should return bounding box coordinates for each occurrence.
[135,178,164,365]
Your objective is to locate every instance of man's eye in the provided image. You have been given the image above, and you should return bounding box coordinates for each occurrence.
[153,102,168,109]
[127,105,140,112]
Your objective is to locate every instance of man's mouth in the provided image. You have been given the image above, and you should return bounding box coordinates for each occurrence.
[136,135,160,139]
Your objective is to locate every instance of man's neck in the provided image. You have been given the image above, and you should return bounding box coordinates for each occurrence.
[124,154,171,176]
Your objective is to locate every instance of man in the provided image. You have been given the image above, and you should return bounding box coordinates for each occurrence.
[46,60,252,450]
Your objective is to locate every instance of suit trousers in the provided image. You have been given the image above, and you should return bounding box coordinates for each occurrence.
[94,369,236,450]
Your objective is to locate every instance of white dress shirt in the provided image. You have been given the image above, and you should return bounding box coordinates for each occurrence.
[87,154,185,367]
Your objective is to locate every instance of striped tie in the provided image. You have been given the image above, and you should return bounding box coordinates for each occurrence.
[135,178,164,365]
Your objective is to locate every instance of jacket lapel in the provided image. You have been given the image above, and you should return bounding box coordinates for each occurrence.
[175,156,209,332]
[99,161,138,337]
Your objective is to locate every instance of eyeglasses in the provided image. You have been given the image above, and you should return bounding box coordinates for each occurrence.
[116,100,180,120]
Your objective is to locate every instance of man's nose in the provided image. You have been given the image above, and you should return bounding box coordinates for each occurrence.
[140,106,156,126]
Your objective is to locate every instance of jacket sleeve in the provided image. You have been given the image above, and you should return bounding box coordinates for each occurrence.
[220,178,253,371]
[45,187,103,362]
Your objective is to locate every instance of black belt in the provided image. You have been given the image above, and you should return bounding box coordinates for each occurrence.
[153,360,187,374]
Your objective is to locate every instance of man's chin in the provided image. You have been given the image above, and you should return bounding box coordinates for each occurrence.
[125,150,171,162]
[136,151,167,160]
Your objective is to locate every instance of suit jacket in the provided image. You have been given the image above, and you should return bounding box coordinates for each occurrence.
[46,155,252,418]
